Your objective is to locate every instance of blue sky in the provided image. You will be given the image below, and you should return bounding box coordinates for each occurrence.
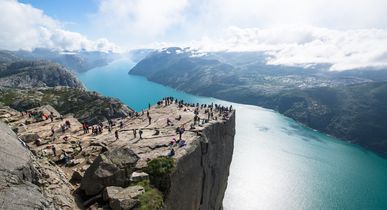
[2,0,387,70]
[19,0,97,34]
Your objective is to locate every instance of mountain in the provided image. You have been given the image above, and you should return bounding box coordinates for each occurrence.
[0,51,132,124]
[130,47,387,156]
[0,60,84,89]
[1,48,119,73]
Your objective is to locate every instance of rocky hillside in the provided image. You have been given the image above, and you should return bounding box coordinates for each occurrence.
[0,52,133,124]
[0,87,133,124]
[130,47,387,156]
[0,120,76,209]
[0,60,84,88]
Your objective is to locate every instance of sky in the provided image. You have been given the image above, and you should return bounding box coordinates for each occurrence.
[1,0,387,70]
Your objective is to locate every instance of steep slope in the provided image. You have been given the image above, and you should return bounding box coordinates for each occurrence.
[0,121,76,209]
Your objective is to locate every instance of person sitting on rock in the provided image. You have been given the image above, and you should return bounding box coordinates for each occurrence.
[169,138,176,146]
[166,118,172,126]
[61,151,70,165]
[65,120,71,128]
[153,129,160,136]
[167,148,175,157]
[178,140,187,148]
[175,115,181,121]
[120,121,124,129]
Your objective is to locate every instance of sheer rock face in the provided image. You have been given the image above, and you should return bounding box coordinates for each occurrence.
[0,121,48,210]
[80,148,140,196]
[165,111,236,210]
[0,121,76,210]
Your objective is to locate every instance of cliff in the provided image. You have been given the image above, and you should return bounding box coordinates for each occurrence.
[0,98,235,209]
[166,110,235,210]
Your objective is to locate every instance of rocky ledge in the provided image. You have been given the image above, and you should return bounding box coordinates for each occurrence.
[0,98,235,210]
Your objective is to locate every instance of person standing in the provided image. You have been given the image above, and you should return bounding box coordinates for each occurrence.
[115,130,119,140]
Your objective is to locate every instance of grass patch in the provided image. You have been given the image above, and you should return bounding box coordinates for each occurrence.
[145,157,175,194]
[137,180,164,210]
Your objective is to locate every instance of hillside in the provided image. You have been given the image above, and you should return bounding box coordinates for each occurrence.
[130,48,387,156]
[6,48,118,73]
[0,53,132,124]
[0,60,84,88]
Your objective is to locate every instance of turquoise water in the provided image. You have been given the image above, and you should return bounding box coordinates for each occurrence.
[79,59,387,210]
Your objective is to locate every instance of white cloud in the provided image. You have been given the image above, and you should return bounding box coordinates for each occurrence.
[147,26,387,71]
[91,0,188,46]
[0,0,119,52]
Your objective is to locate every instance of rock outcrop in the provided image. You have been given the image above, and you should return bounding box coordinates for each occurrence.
[1,98,235,210]
[103,186,145,210]
[0,121,49,210]
[165,111,236,210]
[80,148,140,196]
[0,121,76,209]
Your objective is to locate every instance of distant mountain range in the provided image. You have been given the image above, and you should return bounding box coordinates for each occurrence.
[0,48,119,73]
[130,47,387,156]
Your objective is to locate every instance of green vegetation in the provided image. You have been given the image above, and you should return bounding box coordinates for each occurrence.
[0,87,132,124]
[137,180,164,210]
[145,157,175,194]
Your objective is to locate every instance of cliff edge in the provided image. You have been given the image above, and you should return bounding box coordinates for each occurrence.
[0,98,235,209]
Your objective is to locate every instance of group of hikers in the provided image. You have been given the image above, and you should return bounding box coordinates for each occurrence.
[20,96,233,165]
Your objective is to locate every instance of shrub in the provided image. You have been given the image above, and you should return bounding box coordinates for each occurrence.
[145,157,175,194]
[137,180,164,210]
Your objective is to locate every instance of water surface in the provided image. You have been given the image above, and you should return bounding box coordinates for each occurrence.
[79,59,387,210]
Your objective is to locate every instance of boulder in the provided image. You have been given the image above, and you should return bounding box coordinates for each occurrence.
[130,171,149,182]
[80,147,139,196]
[103,186,144,210]
[19,133,40,143]
[70,170,84,182]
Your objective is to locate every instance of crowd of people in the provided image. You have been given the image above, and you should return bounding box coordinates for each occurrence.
[21,96,234,165]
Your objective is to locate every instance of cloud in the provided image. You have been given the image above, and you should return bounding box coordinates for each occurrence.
[0,0,119,52]
[88,0,387,70]
[150,26,387,71]
[91,0,188,46]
